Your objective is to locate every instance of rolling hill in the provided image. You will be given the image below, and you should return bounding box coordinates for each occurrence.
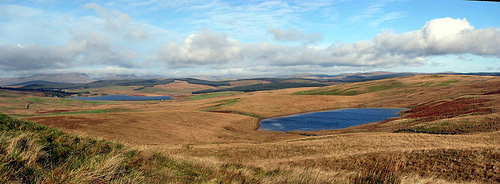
[1,74,500,183]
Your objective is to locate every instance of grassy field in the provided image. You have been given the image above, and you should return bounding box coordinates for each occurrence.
[1,74,500,183]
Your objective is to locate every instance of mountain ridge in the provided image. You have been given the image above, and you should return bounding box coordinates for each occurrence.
[2,71,500,86]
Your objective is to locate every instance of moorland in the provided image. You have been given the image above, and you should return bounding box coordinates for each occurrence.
[1,74,499,183]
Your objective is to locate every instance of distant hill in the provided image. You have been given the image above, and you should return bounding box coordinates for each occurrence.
[192,82,328,94]
[189,75,225,81]
[437,72,500,76]
[102,74,140,80]
[284,72,418,82]
[5,80,61,86]
[16,78,231,91]
[0,73,95,86]
[3,71,499,88]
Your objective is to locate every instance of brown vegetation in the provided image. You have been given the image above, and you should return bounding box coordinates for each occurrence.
[404,98,492,120]
[2,74,500,183]
[153,80,217,94]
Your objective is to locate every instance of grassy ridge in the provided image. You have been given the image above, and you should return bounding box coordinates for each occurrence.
[193,82,328,94]
[294,78,460,96]
[8,78,232,97]
[19,78,231,91]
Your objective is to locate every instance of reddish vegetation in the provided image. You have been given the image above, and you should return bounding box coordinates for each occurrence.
[484,89,500,95]
[404,98,493,121]
[28,116,103,129]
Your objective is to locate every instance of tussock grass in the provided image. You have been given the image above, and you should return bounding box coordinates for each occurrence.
[287,148,500,183]
[0,114,207,183]
[0,114,140,183]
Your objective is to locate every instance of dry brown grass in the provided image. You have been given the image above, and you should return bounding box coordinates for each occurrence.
[165,131,500,163]
[228,80,271,87]
[154,80,217,94]
[25,110,302,145]
[2,74,500,183]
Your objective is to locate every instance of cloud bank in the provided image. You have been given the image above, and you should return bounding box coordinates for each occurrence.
[0,31,137,71]
[0,3,143,75]
[375,17,500,56]
[156,29,242,68]
[154,18,500,74]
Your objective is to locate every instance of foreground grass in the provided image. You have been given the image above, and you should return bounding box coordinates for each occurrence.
[0,114,353,183]
[0,113,211,183]
[287,148,500,183]
[1,114,241,183]
[8,113,485,183]
[3,75,500,183]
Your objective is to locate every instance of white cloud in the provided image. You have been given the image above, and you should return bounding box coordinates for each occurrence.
[0,31,138,71]
[267,28,323,44]
[83,3,149,41]
[83,3,132,31]
[155,28,242,68]
[423,17,473,43]
[0,3,165,73]
[374,17,500,56]
[422,17,474,54]
[351,2,405,24]
[0,44,75,70]
[154,18,499,76]
[154,28,425,72]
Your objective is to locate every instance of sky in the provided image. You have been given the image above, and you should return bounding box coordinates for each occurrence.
[0,0,499,78]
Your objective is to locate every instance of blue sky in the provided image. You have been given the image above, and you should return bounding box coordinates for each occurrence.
[0,0,499,78]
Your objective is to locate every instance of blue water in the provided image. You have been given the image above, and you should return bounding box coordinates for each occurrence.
[258,108,405,131]
[70,95,172,101]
